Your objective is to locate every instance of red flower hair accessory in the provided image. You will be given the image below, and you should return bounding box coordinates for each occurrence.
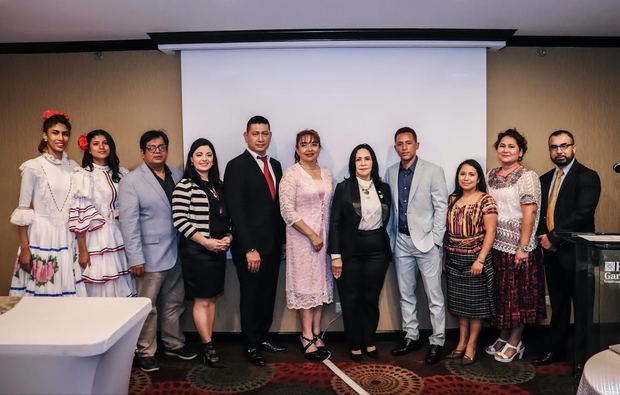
[42,110,70,121]
[78,134,88,151]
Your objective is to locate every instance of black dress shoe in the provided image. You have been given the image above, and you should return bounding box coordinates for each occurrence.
[260,341,288,353]
[424,345,444,365]
[245,348,266,366]
[350,351,363,362]
[391,338,422,356]
[533,352,565,366]
[365,347,379,359]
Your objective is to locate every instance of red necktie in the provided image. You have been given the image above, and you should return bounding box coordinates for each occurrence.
[258,156,275,200]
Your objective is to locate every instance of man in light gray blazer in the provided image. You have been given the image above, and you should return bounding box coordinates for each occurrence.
[119,130,196,373]
[385,127,448,365]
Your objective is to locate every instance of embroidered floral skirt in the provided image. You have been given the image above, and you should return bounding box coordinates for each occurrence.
[10,217,86,297]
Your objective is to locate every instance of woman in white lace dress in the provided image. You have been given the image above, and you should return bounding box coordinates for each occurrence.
[10,110,86,297]
[70,130,135,297]
[279,129,333,361]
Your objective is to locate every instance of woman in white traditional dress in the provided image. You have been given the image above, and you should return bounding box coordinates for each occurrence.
[10,110,86,297]
[70,129,135,297]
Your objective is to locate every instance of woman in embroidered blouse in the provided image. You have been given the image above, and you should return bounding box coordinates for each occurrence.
[444,159,497,365]
[10,110,86,297]
[279,129,333,361]
[70,130,135,297]
[485,129,545,363]
[328,144,392,362]
[172,138,232,367]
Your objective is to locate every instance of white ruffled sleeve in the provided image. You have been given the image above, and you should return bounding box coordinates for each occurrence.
[10,161,38,226]
[68,168,105,234]
[279,166,302,226]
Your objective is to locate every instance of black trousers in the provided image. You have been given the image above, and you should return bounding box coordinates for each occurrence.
[232,247,282,349]
[544,247,593,364]
[336,229,390,350]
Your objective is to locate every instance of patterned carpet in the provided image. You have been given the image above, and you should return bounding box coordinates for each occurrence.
[128,332,576,395]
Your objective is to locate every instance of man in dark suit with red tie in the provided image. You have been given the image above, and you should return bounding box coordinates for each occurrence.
[533,130,600,372]
[224,115,287,366]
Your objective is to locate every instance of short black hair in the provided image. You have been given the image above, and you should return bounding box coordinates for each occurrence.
[549,129,575,144]
[493,128,528,161]
[246,115,270,131]
[394,126,418,142]
[139,129,169,152]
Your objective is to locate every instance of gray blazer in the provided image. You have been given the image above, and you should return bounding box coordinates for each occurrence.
[119,162,182,272]
[385,157,448,253]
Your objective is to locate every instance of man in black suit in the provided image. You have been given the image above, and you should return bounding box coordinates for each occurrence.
[533,130,601,369]
[224,115,287,366]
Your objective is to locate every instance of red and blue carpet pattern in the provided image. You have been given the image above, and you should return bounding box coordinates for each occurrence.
[127,337,575,395]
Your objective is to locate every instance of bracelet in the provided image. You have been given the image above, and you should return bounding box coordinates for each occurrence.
[515,245,527,253]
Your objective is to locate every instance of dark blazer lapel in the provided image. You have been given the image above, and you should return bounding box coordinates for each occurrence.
[377,183,390,221]
[350,178,363,220]
[243,149,274,200]
[140,163,170,209]
[556,161,580,203]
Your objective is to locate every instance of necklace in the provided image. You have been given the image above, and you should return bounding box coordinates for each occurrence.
[299,162,319,171]
[40,165,72,213]
[360,181,373,195]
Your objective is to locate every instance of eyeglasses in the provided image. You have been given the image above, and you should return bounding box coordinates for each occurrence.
[548,143,574,152]
[145,144,168,153]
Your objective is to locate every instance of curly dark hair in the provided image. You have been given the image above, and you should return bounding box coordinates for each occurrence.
[493,128,528,161]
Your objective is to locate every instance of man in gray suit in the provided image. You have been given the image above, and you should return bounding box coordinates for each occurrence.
[385,127,448,364]
[119,130,197,373]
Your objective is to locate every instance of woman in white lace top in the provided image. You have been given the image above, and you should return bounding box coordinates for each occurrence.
[9,110,86,297]
[485,129,546,363]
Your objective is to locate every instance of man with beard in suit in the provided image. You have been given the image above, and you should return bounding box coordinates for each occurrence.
[533,130,600,375]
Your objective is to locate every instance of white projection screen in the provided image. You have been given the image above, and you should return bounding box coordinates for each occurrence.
[181,47,487,184]
[180,46,487,332]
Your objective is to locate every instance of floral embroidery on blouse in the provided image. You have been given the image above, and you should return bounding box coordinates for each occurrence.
[487,166,541,254]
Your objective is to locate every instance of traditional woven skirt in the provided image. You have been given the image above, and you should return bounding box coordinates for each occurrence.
[445,245,496,319]
[492,247,546,329]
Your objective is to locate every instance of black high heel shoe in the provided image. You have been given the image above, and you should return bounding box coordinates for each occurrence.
[301,335,326,362]
[203,342,225,368]
[313,332,329,356]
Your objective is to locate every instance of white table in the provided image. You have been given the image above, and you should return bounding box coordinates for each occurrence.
[0,297,151,395]
[577,349,620,395]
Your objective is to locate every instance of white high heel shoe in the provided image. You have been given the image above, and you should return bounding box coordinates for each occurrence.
[494,341,524,363]
[485,337,508,356]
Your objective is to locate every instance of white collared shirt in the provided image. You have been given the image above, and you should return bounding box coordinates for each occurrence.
[246,148,276,186]
[357,177,382,230]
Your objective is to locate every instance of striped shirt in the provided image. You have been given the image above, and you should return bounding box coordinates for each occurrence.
[172,178,212,239]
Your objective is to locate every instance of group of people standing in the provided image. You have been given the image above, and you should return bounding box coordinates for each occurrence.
[9,110,600,374]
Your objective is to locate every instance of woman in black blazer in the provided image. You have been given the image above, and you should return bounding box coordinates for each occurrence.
[328,143,392,361]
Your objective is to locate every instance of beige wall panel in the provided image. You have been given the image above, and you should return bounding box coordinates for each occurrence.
[487,47,620,233]
[1,47,618,334]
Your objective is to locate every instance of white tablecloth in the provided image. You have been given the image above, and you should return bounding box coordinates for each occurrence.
[577,349,620,395]
[0,297,151,395]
